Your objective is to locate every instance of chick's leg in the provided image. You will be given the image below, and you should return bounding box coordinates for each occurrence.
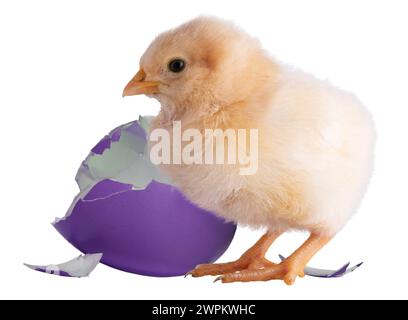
[215,233,332,285]
[187,231,281,277]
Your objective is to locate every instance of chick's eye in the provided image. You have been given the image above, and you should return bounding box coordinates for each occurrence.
[168,59,186,73]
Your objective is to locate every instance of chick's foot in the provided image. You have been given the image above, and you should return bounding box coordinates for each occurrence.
[187,257,276,277]
[213,259,305,285]
[186,231,281,277]
[213,233,332,285]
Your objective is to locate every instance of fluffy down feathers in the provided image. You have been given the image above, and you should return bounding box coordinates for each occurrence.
[139,17,375,236]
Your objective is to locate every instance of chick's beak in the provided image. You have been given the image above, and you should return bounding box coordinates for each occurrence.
[122,69,160,97]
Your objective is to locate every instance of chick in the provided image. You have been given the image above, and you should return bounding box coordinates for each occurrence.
[123,17,375,285]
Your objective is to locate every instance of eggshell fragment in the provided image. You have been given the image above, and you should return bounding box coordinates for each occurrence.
[24,253,102,278]
[278,254,363,278]
[53,116,237,277]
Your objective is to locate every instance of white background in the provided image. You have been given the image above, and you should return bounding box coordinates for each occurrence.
[1,0,407,300]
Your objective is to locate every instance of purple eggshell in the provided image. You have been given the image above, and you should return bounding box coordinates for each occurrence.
[91,136,111,155]
[90,121,145,155]
[110,128,122,142]
[83,179,133,201]
[34,268,72,277]
[124,121,147,139]
[54,180,236,277]
[329,263,350,278]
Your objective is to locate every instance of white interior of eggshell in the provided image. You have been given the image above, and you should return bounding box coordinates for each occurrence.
[77,116,171,191]
[24,253,103,278]
[54,116,171,223]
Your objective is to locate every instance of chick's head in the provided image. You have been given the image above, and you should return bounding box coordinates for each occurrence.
[123,17,272,118]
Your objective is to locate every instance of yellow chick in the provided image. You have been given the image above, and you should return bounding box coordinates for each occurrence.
[123,17,375,285]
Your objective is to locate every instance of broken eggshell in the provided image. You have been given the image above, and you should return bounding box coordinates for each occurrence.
[24,253,103,278]
[53,116,237,277]
[278,254,363,278]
